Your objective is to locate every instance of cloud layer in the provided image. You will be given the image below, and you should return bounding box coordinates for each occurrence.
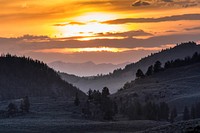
[102,14,200,24]
[0,32,199,64]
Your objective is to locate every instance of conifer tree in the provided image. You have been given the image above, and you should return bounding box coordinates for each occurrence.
[74,93,80,106]
[183,106,190,120]
[102,87,110,97]
[154,61,162,73]
[146,65,153,76]
[136,69,145,78]
[170,107,177,123]
[191,105,196,119]
[8,103,18,116]
[20,96,30,113]
[87,89,93,100]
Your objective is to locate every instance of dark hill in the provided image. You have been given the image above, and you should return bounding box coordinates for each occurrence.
[60,42,200,93]
[113,57,200,112]
[0,54,84,100]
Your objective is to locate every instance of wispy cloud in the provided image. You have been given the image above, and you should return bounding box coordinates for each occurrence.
[0,33,199,50]
[53,22,86,26]
[102,14,200,24]
[75,0,200,10]
[162,0,173,2]
[185,26,200,31]
[95,30,153,38]
[132,1,150,7]
[33,45,173,54]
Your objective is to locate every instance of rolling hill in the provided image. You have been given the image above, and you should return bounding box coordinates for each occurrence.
[113,54,200,113]
[60,42,200,93]
[0,54,85,100]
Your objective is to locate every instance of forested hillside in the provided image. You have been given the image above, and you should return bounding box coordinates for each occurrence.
[0,54,84,100]
[112,52,200,120]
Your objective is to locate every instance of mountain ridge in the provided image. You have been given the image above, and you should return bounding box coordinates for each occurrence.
[48,61,129,77]
[60,42,200,93]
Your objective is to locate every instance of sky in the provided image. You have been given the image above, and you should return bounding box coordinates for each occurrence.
[0,0,200,64]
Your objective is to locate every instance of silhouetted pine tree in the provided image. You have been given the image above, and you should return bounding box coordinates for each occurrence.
[7,103,18,117]
[195,103,200,118]
[93,90,102,104]
[20,96,30,113]
[127,100,143,120]
[170,107,177,123]
[136,69,145,79]
[101,87,115,120]
[183,106,190,120]
[159,102,169,120]
[146,65,153,76]
[154,61,162,73]
[113,101,118,114]
[102,87,110,97]
[164,61,171,69]
[74,93,80,106]
[87,89,93,101]
[191,105,196,119]
[192,52,199,63]
[144,102,159,120]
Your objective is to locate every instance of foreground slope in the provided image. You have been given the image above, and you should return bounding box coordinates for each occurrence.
[60,42,200,93]
[0,97,165,133]
[113,62,200,111]
[0,54,84,100]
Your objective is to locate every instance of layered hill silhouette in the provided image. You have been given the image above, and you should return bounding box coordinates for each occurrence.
[48,61,129,77]
[60,42,200,93]
[114,52,200,112]
[0,54,84,100]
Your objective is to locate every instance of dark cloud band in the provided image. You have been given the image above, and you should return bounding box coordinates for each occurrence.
[102,14,200,24]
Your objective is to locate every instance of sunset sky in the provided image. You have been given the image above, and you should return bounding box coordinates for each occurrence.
[0,0,200,64]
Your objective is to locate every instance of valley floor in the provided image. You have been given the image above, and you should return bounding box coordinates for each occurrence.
[0,97,166,133]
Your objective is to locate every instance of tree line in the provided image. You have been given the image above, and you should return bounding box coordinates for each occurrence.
[121,100,176,122]
[0,96,30,118]
[74,87,175,122]
[74,87,117,120]
[183,102,200,121]
[136,51,200,79]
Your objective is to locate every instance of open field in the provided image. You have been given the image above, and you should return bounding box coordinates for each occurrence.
[0,97,166,133]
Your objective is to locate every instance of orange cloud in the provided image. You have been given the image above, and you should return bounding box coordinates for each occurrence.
[33,44,175,54]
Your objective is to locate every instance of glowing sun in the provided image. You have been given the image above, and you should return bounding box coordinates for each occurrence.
[56,12,125,39]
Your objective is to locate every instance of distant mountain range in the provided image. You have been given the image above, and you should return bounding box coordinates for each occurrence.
[48,61,129,77]
[60,42,200,93]
[0,55,85,100]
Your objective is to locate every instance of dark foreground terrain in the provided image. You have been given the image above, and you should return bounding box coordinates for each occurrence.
[0,97,168,133]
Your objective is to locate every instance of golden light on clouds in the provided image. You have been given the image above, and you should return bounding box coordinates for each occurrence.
[74,12,117,22]
[77,36,125,41]
[35,47,127,54]
[34,44,175,54]
[55,12,126,39]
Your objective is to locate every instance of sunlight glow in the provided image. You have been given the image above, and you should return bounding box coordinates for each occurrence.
[74,12,117,22]
[36,47,128,54]
[56,12,125,39]
[34,45,175,54]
